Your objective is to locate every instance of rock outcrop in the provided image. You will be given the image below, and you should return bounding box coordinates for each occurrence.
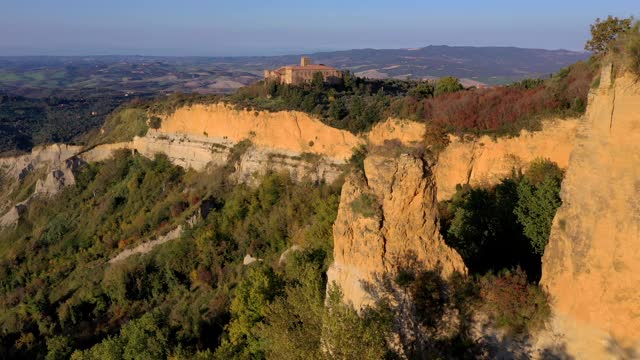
[327,153,466,309]
[0,144,84,226]
[541,66,640,358]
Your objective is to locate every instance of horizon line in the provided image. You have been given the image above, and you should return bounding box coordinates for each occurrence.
[0,44,590,59]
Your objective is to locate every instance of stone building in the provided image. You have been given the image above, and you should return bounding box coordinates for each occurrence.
[264,56,342,85]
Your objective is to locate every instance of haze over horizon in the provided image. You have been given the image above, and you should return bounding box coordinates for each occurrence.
[2,1,638,56]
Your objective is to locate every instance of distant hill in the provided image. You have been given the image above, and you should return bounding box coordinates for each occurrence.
[0,46,590,95]
[228,45,591,85]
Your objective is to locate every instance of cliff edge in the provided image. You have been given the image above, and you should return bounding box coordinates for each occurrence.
[541,65,640,358]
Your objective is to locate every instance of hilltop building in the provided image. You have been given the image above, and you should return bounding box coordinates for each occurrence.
[264,57,342,85]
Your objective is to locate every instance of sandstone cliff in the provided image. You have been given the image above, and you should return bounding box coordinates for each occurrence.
[80,104,363,183]
[540,66,640,358]
[436,120,578,201]
[365,117,579,202]
[327,153,466,309]
[158,103,360,160]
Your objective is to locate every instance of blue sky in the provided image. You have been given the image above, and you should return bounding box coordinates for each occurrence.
[1,0,637,56]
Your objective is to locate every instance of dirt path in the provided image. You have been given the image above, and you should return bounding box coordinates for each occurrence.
[109,226,183,264]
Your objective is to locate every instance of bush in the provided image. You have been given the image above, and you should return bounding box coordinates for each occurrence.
[148,116,162,129]
[348,144,367,173]
[350,193,380,218]
[479,269,551,335]
[435,76,464,96]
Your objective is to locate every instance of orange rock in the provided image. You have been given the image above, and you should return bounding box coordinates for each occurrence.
[541,65,640,358]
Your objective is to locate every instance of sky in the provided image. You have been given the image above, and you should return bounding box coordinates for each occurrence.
[0,0,638,56]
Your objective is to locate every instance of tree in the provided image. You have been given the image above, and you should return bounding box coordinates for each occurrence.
[435,76,464,96]
[585,16,633,54]
[256,264,325,359]
[312,72,325,91]
[329,97,347,121]
[408,81,435,99]
[321,286,392,360]
[46,336,73,360]
[215,266,285,358]
[515,174,562,255]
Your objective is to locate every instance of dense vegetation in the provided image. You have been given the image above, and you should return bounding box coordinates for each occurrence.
[0,90,134,155]
[439,159,564,280]
[0,151,342,358]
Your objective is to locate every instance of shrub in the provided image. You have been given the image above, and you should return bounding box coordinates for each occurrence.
[478,268,551,335]
[435,76,464,96]
[348,144,368,173]
[148,116,162,129]
[350,193,380,218]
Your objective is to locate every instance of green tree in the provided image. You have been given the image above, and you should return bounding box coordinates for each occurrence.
[408,81,435,99]
[585,16,634,54]
[312,72,325,91]
[329,97,348,121]
[72,311,169,360]
[515,173,562,255]
[216,266,285,358]
[46,336,73,360]
[321,286,392,360]
[257,263,325,359]
[435,76,464,96]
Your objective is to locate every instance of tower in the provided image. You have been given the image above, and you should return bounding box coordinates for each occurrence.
[300,56,312,67]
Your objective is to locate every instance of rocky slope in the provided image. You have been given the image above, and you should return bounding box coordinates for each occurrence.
[540,65,640,358]
[327,153,466,309]
[0,144,83,226]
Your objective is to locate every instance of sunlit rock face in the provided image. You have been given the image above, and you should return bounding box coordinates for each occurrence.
[327,153,466,310]
[541,65,640,358]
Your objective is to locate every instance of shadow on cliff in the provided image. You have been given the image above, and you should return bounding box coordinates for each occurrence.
[360,251,575,360]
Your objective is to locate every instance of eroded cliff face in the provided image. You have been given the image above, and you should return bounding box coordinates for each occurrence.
[158,103,360,160]
[0,144,82,226]
[1,105,360,227]
[435,119,579,201]
[540,66,640,358]
[81,104,363,182]
[365,117,579,202]
[327,153,466,309]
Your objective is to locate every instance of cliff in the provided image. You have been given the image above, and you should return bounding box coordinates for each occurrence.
[0,144,83,226]
[158,103,360,161]
[366,118,579,202]
[435,120,578,201]
[81,104,363,183]
[327,153,466,309]
[540,65,640,358]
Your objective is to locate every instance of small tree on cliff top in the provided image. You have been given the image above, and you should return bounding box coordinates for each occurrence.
[585,16,634,54]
